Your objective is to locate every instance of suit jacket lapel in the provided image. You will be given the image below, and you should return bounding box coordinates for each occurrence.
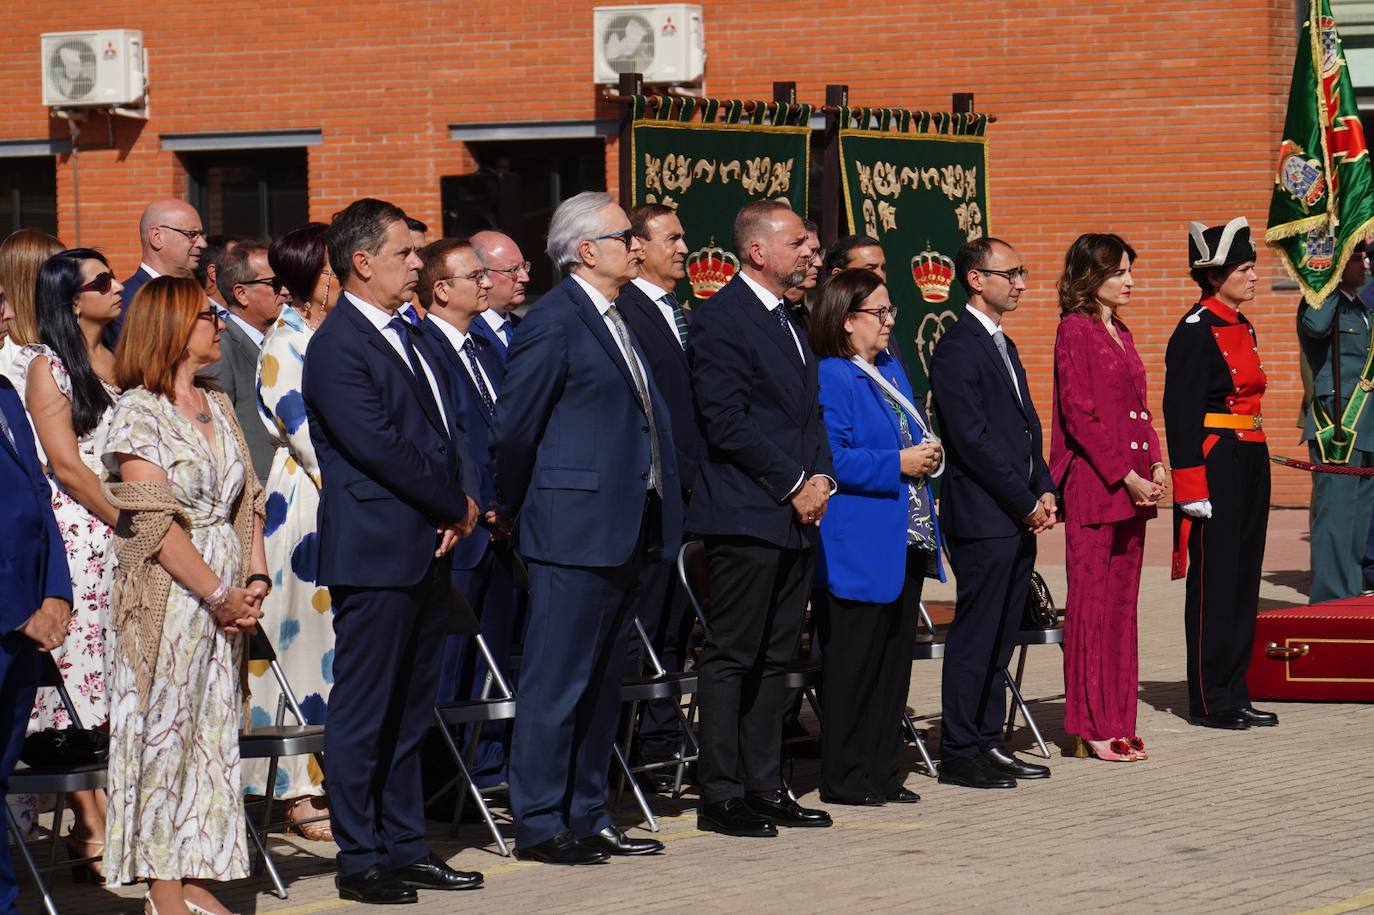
[631,284,686,357]
[342,300,448,438]
[969,318,1028,417]
[567,278,644,408]
[737,286,805,377]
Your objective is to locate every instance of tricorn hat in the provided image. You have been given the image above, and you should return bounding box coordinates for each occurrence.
[1188,216,1256,269]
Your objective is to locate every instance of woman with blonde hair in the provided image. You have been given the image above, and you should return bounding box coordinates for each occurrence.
[101,275,267,915]
[0,229,65,349]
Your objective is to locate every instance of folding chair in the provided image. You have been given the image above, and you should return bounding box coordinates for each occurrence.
[239,629,327,900]
[1002,623,1065,759]
[429,587,517,856]
[3,653,107,915]
[902,605,947,777]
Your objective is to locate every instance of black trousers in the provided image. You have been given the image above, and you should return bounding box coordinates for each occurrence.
[940,531,1036,760]
[625,557,694,763]
[817,549,925,801]
[697,536,813,803]
[1184,439,1270,717]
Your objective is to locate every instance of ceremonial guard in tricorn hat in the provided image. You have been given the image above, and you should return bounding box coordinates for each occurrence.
[1162,216,1279,731]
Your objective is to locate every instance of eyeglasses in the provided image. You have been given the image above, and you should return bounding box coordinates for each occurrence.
[487,260,531,279]
[239,276,285,295]
[853,306,897,322]
[442,269,489,285]
[591,228,635,249]
[76,271,116,295]
[976,266,1029,282]
[197,308,224,324]
[158,225,207,242]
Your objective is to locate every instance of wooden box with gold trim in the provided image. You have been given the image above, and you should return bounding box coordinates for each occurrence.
[1247,598,1374,702]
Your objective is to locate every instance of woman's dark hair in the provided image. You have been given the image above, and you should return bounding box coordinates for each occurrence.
[808,267,885,359]
[33,247,116,438]
[269,222,329,305]
[1056,233,1137,318]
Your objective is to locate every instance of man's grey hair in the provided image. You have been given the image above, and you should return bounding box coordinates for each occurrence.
[546,191,615,274]
[216,241,268,306]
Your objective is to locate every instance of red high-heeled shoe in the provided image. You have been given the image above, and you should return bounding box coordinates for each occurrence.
[1125,736,1148,760]
[1068,735,1138,762]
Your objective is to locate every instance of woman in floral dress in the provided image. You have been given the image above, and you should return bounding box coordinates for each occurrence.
[102,275,267,915]
[243,222,340,839]
[10,248,123,870]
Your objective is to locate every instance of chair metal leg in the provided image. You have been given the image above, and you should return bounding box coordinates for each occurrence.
[434,712,508,855]
[613,698,641,812]
[245,812,288,899]
[903,712,937,776]
[47,792,66,868]
[1003,644,1030,740]
[611,743,658,832]
[1001,667,1050,758]
[7,805,57,915]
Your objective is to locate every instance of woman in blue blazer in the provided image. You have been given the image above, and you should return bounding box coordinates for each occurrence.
[810,269,945,806]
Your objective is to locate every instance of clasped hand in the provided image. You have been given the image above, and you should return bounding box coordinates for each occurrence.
[900,440,942,478]
[213,585,265,635]
[790,475,831,527]
[435,496,482,557]
[1123,468,1166,508]
[20,597,71,652]
[1022,492,1057,534]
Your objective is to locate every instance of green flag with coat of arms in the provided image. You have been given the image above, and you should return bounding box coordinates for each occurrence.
[1266,0,1374,308]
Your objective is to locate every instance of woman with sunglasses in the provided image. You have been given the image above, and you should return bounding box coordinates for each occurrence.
[808,268,944,806]
[7,249,123,875]
[242,222,341,841]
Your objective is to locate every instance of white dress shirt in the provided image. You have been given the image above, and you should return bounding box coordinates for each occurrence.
[138,262,161,280]
[570,275,652,381]
[344,291,449,431]
[225,310,267,348]
[739,270,804,363]
[427,317,499,404]
[632,277,683,350]
[965,304,1019,395]
[479,308,513,347]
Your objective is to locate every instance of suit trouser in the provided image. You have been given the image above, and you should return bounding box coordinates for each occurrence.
[697,536,813,804]
[625,558,694,763]
[0,633,38,915]
[1183,439,1270,717]
[940,531,1036,760]
[509,531,648,847]
[327,563,450,877]
[1308,444,1374,604]
[817,549,924,801]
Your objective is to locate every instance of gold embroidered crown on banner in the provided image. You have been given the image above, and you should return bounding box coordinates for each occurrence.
[911,244,955,303]
[687,239,739,299]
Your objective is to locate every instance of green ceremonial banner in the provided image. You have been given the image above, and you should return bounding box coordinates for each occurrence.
[838,126,989,407]
[631,117,809,306]
[1266,0,1374,308]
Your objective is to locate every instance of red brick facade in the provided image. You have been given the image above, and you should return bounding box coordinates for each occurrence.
[0,1,1309,503]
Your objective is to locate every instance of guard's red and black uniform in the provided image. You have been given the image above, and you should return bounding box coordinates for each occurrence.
[1162,295,1270,719]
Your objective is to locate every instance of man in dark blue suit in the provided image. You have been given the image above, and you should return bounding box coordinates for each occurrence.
[0,376,72,913]
[493,191,683,865]
[103,198,208,347]
[470,231,530,358]
[929,237,1057,790]
[616,203,700,788]
[302,199,483,903]
[688,200,835,837]
[416,237,519,789]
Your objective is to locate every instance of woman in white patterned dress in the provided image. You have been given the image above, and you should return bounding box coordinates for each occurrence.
[102,275,267,915]
[10,248,123,872]
[242,222,339,839]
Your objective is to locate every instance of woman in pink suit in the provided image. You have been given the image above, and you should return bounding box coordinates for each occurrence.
[1050,233,1167,762]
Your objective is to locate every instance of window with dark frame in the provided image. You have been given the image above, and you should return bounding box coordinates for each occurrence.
[182,148,308,240]
[0,157,59,237]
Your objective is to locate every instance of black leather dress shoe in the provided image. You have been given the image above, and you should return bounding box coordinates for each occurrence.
[818,791,885,806]
[582,826,664,856]
[337,864,417,905]
[984,747,1051,779]
[515,831,610,865]
[634,771,679,795]
[884,787,921,804]
[697,798,778,837]
[1190,710,1250,730]
[937,754,1015,789]
[391,853,483,891]
[744,790,833,827]
[1237,706,1279,727]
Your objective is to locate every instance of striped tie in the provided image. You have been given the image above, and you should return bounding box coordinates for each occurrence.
[462,338,497,416]
[662,292,689,349]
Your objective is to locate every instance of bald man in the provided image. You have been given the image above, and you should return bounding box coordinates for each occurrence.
[105,198,209,345]
[470,231,530,358]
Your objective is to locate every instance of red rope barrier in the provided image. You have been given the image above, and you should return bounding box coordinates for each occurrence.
[1269,454,1374,476]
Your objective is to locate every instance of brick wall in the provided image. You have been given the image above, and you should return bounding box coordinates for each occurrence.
[0,0,1309,503]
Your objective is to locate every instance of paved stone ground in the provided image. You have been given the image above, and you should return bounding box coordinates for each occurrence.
[22,509,1374,914]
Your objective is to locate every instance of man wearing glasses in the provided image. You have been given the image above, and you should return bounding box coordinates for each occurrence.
[493,191,682,864]
[471,231,531,358]
[104,198,208,346]
[206,242,282,482]
[928,237,1057,790]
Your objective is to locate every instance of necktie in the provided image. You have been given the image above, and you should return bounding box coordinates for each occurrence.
[402,304,421,327]
[499,318,513,346]
[772,302,791,331]
[605,305,663,496]
[0,405,15,452]
[662,292,689,349]
[993,331,1023,404]
[387,317,423,376]
[462,337,497,416]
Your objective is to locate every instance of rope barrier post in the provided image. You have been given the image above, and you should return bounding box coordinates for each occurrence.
[617,72,643,211]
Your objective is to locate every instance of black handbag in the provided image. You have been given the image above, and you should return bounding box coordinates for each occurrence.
[20,727,109,768]
[1022,570,1058,629]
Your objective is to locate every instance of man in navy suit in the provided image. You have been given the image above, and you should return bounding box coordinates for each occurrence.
[471,231,530,358]
[616,203,700,788]
[104,198,208,346]
[303,199,483,903]
[0,377,72,913]
[493,191,683,865]
[929,237,1057,790]
[416,237,519,789]
[688,200,835,837]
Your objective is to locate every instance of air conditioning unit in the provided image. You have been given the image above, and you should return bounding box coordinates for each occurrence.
[41,30,146,109]
[593,5,705,85]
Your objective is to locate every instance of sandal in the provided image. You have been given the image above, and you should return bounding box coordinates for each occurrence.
[1125,735,1148,760]
[65,835,104,883]
[1068,735,1139,762]
[285,796,334,842]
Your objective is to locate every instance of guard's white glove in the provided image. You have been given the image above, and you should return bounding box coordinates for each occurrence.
[1179,499,1212,519]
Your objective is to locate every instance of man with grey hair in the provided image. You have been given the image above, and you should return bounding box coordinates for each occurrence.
[688,199,835,837]
[493,190,683,865]
[104,198,208,345]
[470,230,530,358]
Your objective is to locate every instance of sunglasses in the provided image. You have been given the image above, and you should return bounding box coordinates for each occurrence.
[591,228,635,249]
[239,276,285,294]
[76,271,116,295]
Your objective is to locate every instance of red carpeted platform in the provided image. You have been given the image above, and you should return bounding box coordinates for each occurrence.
[1247,596,1374,702]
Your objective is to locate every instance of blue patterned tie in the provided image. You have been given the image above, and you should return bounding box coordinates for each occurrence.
[772,302,790,331]
[500,317,513,346]
[663,293,689,348]
[462,338,497,416]
[402,303,422,327]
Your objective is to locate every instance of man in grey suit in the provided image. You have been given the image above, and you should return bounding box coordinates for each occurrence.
[207,241,280,481]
